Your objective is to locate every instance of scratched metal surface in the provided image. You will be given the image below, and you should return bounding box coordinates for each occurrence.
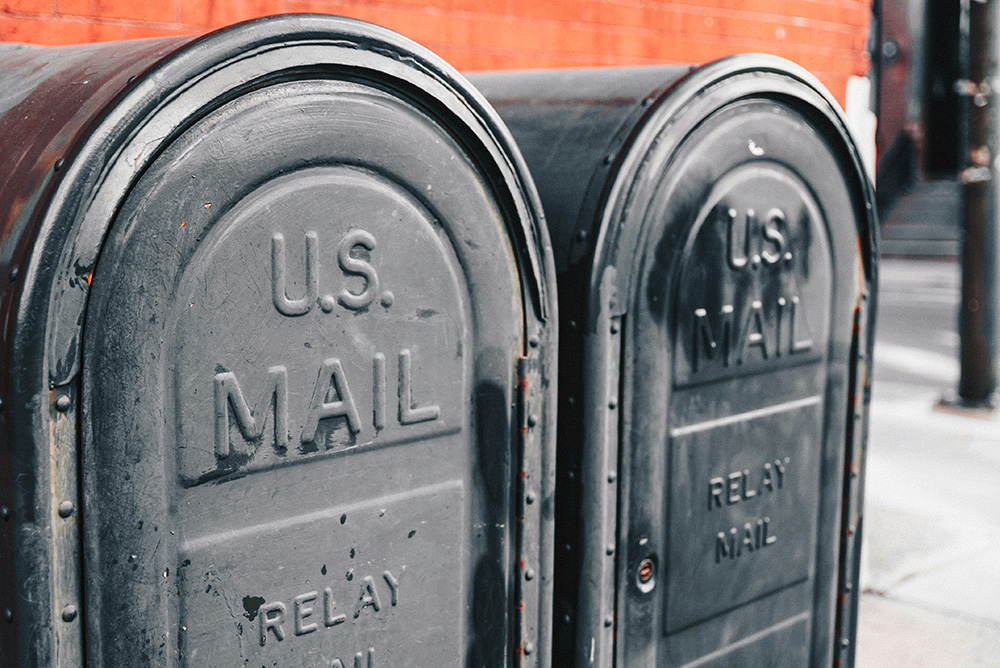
[0,35,193,668]
[0,15,557,668]
[472,59,878,668]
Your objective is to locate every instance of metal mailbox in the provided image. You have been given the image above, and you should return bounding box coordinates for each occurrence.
[472,58,877,667]
[0,16,557,667]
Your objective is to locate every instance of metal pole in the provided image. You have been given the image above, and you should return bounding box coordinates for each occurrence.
[957,0,999,406]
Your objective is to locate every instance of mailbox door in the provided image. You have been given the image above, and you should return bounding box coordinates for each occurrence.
[0,16,554,668]
[603,62,875,667]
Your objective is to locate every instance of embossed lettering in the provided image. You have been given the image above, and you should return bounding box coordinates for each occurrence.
[715,517,777,563]
[215,349,440,457]
[356,648,375,668]
[739,300,769,362]
[324,588,347,627]
[692,305,734,373]
[294,591,318,635]
[355,575,382,617]
[301,358,362,443]
[708,458,789,510]
[739,523,755,554]
[338,229,380,310]
[330,648,374,668]
[330,649,374,668]
[214,366,288,457]
[373,353,386,430]
[762,462,775,492]
[271,229,388,316]
[788,296,813,353]
[727,208,753,270]
[260,571,399,647]
[725,206,792,271]
[773,458,786,486]
[272,232,319,316]
[727,472,741,505]
[260,602,287,644]
[383,570,399,606]
[716,528,736,563]
[761,209,787,266]
[691,295,814,374]
[398,349,440,425]
[708,477,725,510]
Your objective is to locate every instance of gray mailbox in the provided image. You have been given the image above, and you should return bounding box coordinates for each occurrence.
[0,16,556,668]
[472,57,877,667]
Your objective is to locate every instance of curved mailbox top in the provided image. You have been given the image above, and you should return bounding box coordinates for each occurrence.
[473,57,877,668]
[0,16,556,668]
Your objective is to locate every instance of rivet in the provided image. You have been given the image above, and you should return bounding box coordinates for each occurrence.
[524,568,535,581]
[607,471,617,483]
[527,414,538,427]
[528,336,540,348]
[608,398,618,410]
[55,395,71,412]
[610,321,620,334]
[564,543,572,552]
[524,642,535,655]
[3,608,11,623]
[845,583,852,593]
[606,544,615,556]
[840,638,850,648]
[576,229,587,242]
[0,397,4,410]
[9,266,18,281]
[0,506,9,521]
[602,154,613,165]
[58,501,74,518]
[526,492,536,505]
[53,158,65,172]
[61,605,77,622]
[604,616,613,627]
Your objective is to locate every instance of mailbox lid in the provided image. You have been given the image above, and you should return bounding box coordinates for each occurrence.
[4,15,556,668]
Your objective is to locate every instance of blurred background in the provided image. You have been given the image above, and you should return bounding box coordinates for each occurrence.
[1,0,997,665]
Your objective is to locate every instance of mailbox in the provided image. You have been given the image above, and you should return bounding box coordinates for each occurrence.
[472,58,877,667]
[0,16,557,667]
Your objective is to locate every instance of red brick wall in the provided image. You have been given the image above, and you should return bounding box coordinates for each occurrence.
[0,0,870,106]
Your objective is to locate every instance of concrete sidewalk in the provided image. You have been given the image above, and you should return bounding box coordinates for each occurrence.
[855,258,1000,667]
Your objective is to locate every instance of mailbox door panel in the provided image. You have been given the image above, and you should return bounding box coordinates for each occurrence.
[617,95,865,666]
[82,61,537,668]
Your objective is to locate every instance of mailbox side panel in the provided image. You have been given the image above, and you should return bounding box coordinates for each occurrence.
[0,36,192,668]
